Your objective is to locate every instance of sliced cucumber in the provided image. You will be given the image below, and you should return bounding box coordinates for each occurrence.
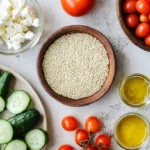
[25,129,48,150]
[0,96,5,112]
[0,119,13,144]
[6,91,31,115]
[5,139,27,150]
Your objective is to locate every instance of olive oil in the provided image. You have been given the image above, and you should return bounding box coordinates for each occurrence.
[120,74,150,107]
[116,115,147,148]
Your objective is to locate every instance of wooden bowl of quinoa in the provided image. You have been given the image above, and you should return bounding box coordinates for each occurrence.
[37,25,116,107]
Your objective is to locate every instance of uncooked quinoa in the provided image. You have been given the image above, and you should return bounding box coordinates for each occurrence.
[42,33,109,99]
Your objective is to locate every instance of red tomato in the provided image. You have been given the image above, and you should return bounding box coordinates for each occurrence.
[95,134,111,149]
[140,14,149,23]
[86,145,97,150]
[61,0,96,17]
[135,23,150,38]
[85,116,101,134]
[62,116,78,131]
[123,0,137,13]
[59,144,74,150]
[136,0,150,14]
[75,129,89,146]
[126,14,139,28]
[145,34,150,45]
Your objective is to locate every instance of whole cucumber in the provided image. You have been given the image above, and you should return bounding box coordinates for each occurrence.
[0,71,12,98]
[8,109,41,138]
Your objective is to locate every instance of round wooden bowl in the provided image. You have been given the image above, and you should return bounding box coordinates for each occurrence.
[37,25,116,107]
[117,0,150,51]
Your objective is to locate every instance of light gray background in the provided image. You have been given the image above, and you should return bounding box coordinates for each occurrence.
[0,0,150,149]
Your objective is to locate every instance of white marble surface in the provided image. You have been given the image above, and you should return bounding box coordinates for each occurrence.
[0,0,150,150]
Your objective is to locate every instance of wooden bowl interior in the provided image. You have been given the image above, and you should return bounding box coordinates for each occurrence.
[117,0,150,51]
[37,26,116,107]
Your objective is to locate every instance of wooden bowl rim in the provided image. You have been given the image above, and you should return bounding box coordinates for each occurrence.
[116,0,150,52]
[37,25,116,107]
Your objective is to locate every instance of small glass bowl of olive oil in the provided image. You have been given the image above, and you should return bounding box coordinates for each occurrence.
[114,113,150,150]
[120,74,150,108]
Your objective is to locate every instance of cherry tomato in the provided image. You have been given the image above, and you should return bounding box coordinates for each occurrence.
[75,129,89,146]
[135,23,150,38]
[62,116,78,131]
[140,14,149,23]
[145,34,150,45]
[123,0,137,13]
[95,134,111,149]
[61,0,96,17]
[126,14,139,28]
[136,0,150,14]
[85,116,101,134]
[59,144,74,150]
[86,145,97,150]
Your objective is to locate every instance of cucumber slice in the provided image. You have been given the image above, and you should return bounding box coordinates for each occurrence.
[0,96,5,112]
[6,91,31,115]
[0,119,13,144]
[25,129,48,150]
[5,139,27,150]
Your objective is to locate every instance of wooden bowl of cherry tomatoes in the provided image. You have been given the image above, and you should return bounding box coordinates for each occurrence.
[117,0,150,51]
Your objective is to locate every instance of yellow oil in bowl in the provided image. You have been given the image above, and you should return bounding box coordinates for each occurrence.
[114,113,149,150]
[120,74,150,107]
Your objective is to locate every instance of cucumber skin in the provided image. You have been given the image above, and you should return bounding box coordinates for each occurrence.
[8,109,41,138]
[0,72,12,98]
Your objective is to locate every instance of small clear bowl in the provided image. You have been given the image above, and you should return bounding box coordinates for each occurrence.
[114,113,150,150]
[0,0,44,55]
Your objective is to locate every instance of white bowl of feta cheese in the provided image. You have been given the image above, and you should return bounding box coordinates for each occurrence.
[0,0,44,54]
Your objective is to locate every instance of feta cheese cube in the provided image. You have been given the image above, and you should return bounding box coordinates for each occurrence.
[13,23,23,32]
[25,31,35,40]
[10,33,24,43]
[2,0,11,9]
[5,40,13,49]
[6,26,17,37]
[1,33,9,42]
[5,20,13,26]
[21,6,35,18]
[1,10,10,20]
[10,0,26,9]
[32,18,40,27]
[12,9,20,20]
[12,42,21,50]
[21,16,33,26]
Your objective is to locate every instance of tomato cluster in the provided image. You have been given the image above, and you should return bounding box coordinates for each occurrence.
[59,116,111,150]
[123,0,150,45]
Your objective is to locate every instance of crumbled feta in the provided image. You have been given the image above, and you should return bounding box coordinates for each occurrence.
[0,0,40,50]
[12,42,21,50]
[21,16,33,26]
[5,40,13,49]
[32,18,40,27]
[6,26,17,37]
[13,23,23,32]
[10,33,24,44]
[1,10,10,20]
[25,31,35,40]
[12,9,21,20]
